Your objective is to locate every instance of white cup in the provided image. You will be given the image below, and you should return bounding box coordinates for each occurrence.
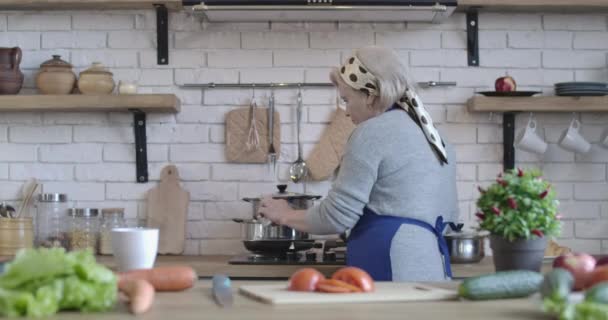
[118,81,138,94]
[514,118,547,154]
[111,228,159,271]
[558,119,591,154]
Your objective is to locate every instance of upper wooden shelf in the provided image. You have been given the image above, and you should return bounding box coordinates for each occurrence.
[459,0,608,12]
[468,96,608,113]
[0,0,182,10]
[0,94,180,113]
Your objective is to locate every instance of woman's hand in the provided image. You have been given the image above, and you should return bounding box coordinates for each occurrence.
[256,196,293,225]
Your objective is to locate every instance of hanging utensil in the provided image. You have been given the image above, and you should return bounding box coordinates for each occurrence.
[268,88,277,174]
[289,87,308,183]
[246,86,260,151]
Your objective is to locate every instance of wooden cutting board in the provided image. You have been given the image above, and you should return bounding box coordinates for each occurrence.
[239,282,458,305]
[146,165,190,255]
[225,107,281,163]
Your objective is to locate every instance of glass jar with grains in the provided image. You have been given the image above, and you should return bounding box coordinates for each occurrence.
[35,193,69,249]
[68,208,99,251]
[98,208,126,255]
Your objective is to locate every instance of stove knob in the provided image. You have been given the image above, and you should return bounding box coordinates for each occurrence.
[323,251,336,261]
[305,252,317,261]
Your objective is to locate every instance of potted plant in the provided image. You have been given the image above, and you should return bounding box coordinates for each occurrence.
[476,168,561,272]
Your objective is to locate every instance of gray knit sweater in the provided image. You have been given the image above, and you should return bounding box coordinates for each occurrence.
[306,109,459,281]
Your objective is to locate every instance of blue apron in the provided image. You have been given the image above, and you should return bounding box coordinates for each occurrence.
[345,104,454,281]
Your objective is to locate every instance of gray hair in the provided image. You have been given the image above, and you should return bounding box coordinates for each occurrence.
[336,46,414,113]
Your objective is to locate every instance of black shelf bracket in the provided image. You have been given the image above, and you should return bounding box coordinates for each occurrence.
[467,9,479,67]
[130,109,149,183]
[503,113,516,171]
[155,4,169,65]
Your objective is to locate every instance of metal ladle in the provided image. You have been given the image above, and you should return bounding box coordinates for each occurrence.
[289,87,308,183]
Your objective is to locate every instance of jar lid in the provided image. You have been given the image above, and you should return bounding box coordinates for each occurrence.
[80,62,112,76]
[69,208,99,217]
[38,193,67,202]
[40,55,72,68]
[101,208,124,218]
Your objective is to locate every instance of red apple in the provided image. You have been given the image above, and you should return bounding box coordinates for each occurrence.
[553,253,597,290]
[587,266,608,288]
[495,76,517,92]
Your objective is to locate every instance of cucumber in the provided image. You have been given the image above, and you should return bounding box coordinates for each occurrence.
[459,270,543,300]
[541,268,574,303]
[585,283,608,304]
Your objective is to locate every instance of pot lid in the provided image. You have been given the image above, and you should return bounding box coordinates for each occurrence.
[40,55,72,68]
[81,62,113,76]
[242,184,322,202]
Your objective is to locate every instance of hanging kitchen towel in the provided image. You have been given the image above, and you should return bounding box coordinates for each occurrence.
[225,107,281,163]
[306,107,356,181]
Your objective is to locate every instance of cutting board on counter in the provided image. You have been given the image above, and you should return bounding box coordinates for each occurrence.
[225,107,281,163]
[239,282,458,305]
[146,165,190,255]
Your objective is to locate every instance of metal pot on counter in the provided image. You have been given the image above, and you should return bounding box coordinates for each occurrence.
[445,229,489,264]
[233,184,322,255]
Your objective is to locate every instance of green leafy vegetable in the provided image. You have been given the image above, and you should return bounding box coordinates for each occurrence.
[0,248,116,317]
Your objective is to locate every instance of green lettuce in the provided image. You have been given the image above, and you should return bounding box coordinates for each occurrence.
[0,248,116,317]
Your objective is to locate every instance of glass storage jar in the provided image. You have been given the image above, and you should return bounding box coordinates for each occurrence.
[68,208,99,252]
[35,193,69,249]
[98,208,126,255]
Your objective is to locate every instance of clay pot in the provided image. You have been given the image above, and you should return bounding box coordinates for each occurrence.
[77,62,115,95]
[0,47,24,95]
[36,55,76,95]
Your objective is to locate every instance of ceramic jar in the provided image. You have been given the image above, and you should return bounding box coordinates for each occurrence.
[0,47,24,95]
[36,55,76,95]
[77,62,115,95]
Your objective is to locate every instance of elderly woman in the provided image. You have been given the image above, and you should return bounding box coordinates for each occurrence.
[257,46,459,282]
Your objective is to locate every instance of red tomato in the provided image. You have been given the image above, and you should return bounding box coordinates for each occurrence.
[288,268,326,292]
[315,279,362,293]
[331,267,375,292]
[587,266,608,288]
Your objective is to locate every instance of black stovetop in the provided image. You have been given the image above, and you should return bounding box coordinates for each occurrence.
[229,249,346,265]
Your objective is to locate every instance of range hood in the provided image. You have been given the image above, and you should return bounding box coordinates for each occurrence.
[186,1,457,23]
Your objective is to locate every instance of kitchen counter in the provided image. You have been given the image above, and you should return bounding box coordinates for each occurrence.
[96,255,554,279]
[45,280,550,320]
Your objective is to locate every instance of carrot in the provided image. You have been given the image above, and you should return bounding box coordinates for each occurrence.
[119,279,155,315]
[117,266,197,292]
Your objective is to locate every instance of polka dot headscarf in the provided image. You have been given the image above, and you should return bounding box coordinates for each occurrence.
[339,55,448,165]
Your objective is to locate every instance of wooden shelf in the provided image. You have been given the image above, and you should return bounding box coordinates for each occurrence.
[468,96,608,113]
[0,94,180,113]
[459,0,608,12]
[0,0,182,10]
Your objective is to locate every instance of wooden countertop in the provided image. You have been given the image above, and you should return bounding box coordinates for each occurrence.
[48,280,549,320]
[96,255,554,279]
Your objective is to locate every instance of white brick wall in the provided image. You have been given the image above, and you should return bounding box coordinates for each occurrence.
[1,10,607,254]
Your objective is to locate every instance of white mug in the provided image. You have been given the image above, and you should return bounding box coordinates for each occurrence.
[514,118,547,154]
[118,81,138,94]
[111,228,159,271]
[559,119,591,154]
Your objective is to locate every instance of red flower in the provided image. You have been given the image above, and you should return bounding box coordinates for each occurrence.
[539,190,549,199]
[475,212,486,220]
[507,197,518,209]
[517,168,524,177]
[491,206,501,216]
[532,229,544,238]
[477,186,486,194]
[497,179,508,187]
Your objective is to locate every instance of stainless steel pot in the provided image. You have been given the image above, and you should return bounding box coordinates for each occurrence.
[232,218,310,241]
[445,230,488,264]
